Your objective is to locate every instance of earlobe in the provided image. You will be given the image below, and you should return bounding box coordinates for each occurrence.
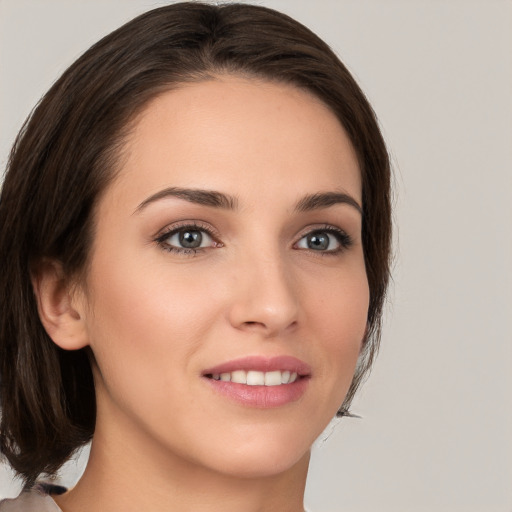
[31,260,89,350]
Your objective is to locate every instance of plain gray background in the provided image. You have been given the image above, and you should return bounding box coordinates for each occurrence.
[1,1,511,511]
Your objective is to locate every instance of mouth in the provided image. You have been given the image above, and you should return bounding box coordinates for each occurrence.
[202,355,311,407]
[205,369,300,386]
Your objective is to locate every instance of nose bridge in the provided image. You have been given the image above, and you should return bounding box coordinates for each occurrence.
[227,239,300,336]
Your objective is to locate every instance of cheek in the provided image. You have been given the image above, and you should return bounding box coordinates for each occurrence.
[85,256,219,365]
[309,266,369,387]
[82,256,224,444]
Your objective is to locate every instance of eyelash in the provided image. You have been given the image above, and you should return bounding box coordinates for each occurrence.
[296,225,354,256]
[154,222,353,256]
[155,221,221,255]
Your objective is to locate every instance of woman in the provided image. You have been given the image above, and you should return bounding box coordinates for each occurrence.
[0,2,391,511]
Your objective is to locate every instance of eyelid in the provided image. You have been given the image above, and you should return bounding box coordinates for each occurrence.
[293,224,353,253]
[154,220,222,253]
[154,220,220,240]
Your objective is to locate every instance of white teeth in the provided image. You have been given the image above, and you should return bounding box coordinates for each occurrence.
[247,371,265,385]
[231,370,247,384]
[264,370,282,386]
[210,369,301,386]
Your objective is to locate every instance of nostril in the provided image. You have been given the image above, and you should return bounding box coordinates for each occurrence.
[243,321,265,327]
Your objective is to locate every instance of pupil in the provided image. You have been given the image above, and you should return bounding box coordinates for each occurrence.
[179,230,202,248]
[308,233,329,250]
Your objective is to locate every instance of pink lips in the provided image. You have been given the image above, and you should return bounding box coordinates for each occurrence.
[202,355,311,408]
[202,355,311,376]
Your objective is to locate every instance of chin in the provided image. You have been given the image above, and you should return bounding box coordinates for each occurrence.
[215,447,311,480]
[195,424,315,479]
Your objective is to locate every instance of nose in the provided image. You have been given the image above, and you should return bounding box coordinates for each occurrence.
[226,251,300,338]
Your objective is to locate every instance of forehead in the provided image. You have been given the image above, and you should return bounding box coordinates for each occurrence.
[106,76,361,211]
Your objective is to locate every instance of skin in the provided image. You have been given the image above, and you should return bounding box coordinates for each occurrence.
[37,76,369,512]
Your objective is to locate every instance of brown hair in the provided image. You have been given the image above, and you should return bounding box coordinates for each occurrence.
[0,2,391,486]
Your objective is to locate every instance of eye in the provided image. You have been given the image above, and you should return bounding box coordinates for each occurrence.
[155,223,220,254]
[295,227,352,254]
[167,229,211,249]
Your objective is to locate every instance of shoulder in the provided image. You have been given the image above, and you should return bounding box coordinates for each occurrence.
[0,484,65,512]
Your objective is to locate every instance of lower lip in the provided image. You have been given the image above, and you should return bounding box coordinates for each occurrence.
[203,376,309,408]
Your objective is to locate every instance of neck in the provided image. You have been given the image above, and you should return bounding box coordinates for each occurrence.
[55,402,309,512]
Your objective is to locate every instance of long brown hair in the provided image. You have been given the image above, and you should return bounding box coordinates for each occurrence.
[0,2,391,486]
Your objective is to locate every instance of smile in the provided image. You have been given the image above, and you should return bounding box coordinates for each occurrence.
[202,355,310,407]
[207,370,299,386]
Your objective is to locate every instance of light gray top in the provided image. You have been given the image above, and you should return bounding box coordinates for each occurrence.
[0,490,62,512]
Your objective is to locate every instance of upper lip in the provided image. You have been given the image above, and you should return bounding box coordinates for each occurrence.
[202,355,311,377]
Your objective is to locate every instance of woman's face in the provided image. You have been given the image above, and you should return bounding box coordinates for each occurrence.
[78,76,368,478]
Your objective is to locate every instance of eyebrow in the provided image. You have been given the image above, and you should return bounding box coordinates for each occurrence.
[135,187,239,213]
[294,191,362,215]
[134,187,362,215]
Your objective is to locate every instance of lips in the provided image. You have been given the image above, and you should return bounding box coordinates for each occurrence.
[202,355,311,377]
[202,355,311,408]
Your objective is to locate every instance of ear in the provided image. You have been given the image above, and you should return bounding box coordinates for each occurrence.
[31,260,89,350]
